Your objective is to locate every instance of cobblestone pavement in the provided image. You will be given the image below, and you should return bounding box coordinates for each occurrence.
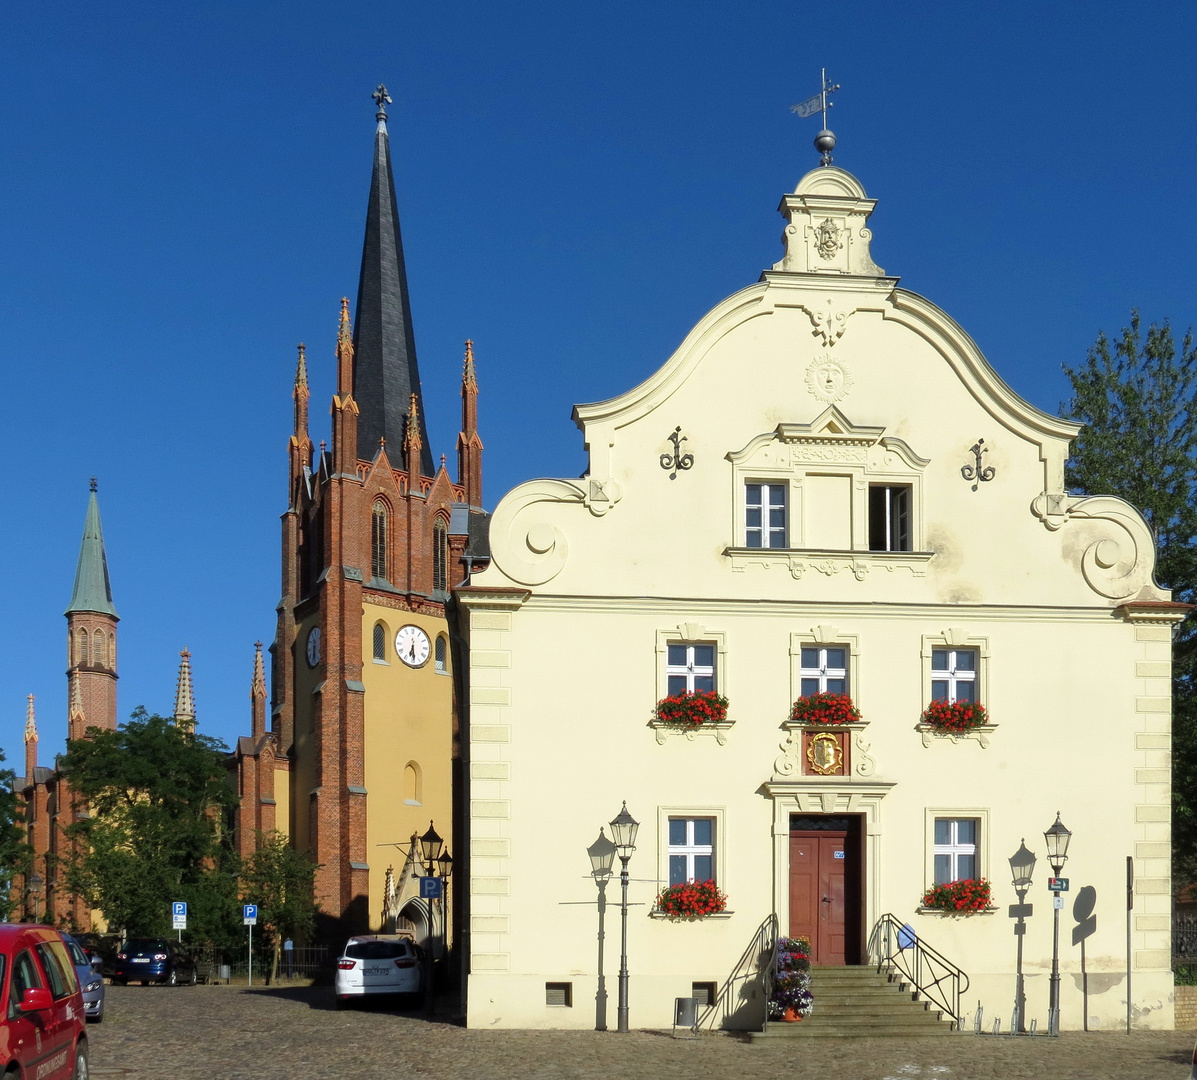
[86,983,1195,1080]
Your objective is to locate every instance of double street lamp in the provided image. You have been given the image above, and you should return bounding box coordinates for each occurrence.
[1008,839,1036,1032]
[419,821,453,1013]
[608,802,639,1034]
[1043,813,1072,1036]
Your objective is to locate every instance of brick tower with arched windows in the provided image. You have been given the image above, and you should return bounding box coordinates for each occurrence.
[230,87,489,936]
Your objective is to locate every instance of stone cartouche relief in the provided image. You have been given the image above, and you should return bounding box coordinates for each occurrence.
[797,298,855,348]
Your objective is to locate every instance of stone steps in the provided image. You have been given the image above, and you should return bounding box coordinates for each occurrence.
[749,964,959,1040]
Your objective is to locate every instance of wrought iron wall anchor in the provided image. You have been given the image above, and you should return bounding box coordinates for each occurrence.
[660,427,694,480]
[961,439,996,491]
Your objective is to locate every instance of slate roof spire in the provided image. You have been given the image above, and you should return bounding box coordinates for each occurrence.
[174,648,196,730]
[352,84,433,475]
[65,480,117,617]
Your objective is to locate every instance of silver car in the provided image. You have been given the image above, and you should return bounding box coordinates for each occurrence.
[62,931,105,1022]
[334,935,421,1008]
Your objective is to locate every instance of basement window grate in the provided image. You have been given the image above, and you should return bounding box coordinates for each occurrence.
[545,982,572,1007]
[691,981,717,1008]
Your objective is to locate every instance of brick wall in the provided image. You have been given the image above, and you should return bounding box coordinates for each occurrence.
[1176,985,1197,1029]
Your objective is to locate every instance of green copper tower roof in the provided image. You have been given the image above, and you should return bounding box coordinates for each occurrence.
[65,481,117,617]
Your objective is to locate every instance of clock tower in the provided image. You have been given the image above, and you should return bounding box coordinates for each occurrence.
[235,88,489,935]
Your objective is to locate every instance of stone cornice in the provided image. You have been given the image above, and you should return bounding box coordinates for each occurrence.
[1116,600,1193,625]
[457,586,532,611]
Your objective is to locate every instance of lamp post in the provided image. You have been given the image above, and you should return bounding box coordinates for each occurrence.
[587,828,617,1031]
[419,821,445,1013]
[437,849,453,995]
[1043,813,1072,1036]
[27,872,44,924]
[609,802,639,1033]
[1008,839,1036,1033]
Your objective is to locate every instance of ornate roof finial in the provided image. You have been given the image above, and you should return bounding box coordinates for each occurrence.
[404,392,423,455]
[89,476,97,493]
[440,453,446,470]
[69,674,85,721]
[174,648,196,730]
[25,694,36,743]
[463,340,477,390]
[252,641,266,694]
[338,298,352,346]
[380,436,386,449]
[373,83,392,126]
[791,68,841,166]
[295,343,308,389]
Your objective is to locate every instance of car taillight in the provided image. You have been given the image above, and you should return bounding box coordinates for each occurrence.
[338,959,356,970]
[116,953,127,960]
[395,959,416,969]
[153,953,167,960]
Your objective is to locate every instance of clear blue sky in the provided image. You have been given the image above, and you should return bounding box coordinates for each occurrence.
[3,0,1196,761]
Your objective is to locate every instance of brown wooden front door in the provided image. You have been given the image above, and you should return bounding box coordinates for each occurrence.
[788,816,862,965]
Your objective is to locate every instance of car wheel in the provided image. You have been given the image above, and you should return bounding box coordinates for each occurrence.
[167,970,177,987]
[72,1039,89,1080]
[190,969,197,986]
[115,978,127,986]
[140,980,149,987]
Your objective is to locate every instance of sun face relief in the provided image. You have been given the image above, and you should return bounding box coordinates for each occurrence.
[394,625,431,668]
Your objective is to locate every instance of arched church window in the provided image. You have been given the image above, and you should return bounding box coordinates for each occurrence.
[93,629,106,668]
[371,501,389,581]
[433,517,448,594]
[403,761,422,805]
[109,632,116,669]
[435,634,447,674]
[372,622,387,662]
[77,628,89,666]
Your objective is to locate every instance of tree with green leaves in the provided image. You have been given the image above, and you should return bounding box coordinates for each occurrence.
[240,830,317,982]
[1061,311,1197,883]
[0,749,32,920]
[61,708,240,942]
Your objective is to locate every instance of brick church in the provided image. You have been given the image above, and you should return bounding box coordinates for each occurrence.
[228,85,489,935]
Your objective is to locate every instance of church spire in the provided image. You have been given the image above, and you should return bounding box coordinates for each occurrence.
[351,84,433,474]
[65,480,117,617]
[293,343,310,440]
[457,340,483,508]
[174,648,195,731]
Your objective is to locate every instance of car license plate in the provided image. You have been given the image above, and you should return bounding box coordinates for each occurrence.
[365,967,389,975]
[132,958,150,963]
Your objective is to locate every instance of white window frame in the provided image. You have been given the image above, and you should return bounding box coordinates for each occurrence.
[922,629,988,710]
[657,806,727,893]
[790,627,861,711]
[665,642,717,695]
[666,817,716,886]
[930,648,977,703]
[745,481,788,549]
[798,644,850,697]
[923,807,989,893]
[932,817,979,884]
[868,484,912,553]
[656,625,728,704]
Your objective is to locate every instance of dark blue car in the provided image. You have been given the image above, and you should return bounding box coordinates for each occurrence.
[111,938,196,986]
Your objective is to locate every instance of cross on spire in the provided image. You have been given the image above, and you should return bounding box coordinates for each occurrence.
[373,83,392,121]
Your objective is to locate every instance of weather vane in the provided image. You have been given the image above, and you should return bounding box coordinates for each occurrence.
[791,69,841,166]
[373,83,392,120]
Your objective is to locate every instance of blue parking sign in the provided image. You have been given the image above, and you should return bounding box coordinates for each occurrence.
[419,877,442,899]
[243,903,258,924]
[172,901,187,918]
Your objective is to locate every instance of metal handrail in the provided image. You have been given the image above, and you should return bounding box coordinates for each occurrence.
[867,913,970,1029]
[697,912,778,1033]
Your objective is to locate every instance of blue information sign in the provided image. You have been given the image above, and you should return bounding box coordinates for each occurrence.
[172,902,187,917]
[419,877,443,900]
[243,903,258,924]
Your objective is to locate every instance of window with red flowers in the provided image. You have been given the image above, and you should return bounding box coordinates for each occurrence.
[933,817,978,884]
[668,818,715,886]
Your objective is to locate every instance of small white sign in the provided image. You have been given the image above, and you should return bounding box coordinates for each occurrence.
[172,915,187,930]
[833,850,846,860]
[1053,895,1064,910]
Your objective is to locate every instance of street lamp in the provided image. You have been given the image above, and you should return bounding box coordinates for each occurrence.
[587,828,617,1031]
[418,821,446,1014]
[1043,813,1072,1035]
[1008,839,1036,1032]
[609,802,639,1033]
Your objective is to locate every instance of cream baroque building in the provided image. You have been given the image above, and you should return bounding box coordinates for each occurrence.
[459,161,1185,1030]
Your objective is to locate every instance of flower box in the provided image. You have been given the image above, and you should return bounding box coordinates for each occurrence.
[789,692,861,726]
[921,878,991,913]
[653,690,729,730]
[654,879,728,920]
[921,700,987,733]
[768,936,814,1020]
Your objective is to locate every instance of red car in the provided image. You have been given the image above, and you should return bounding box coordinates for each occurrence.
[0,924,88,1079]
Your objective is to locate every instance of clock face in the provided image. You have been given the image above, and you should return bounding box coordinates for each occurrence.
[306,626,322,668]
[394,625,431,668]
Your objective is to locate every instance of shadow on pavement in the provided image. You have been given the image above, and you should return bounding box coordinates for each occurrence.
[251,984,464,1024]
